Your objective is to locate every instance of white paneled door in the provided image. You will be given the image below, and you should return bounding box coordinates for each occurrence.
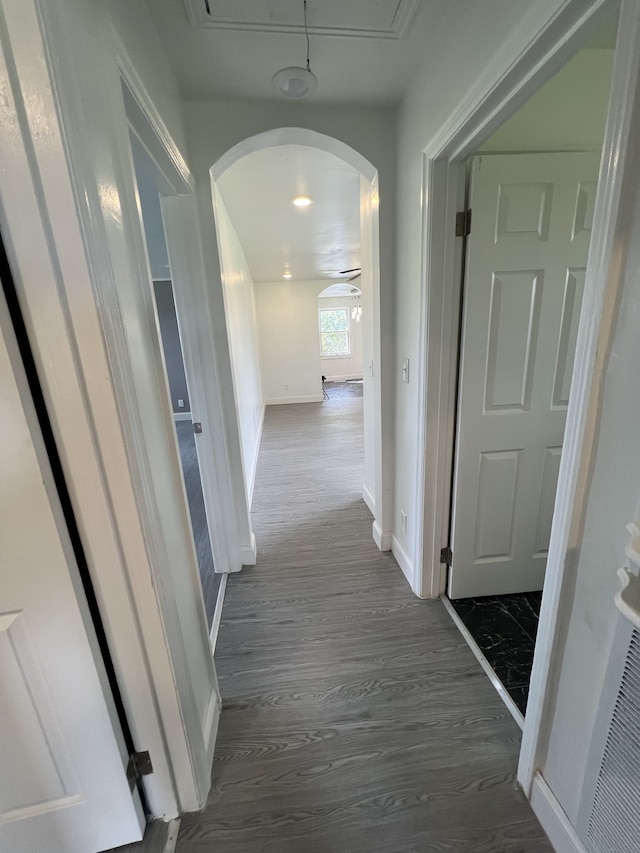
[449,152,599,599]
[0,286,145,851]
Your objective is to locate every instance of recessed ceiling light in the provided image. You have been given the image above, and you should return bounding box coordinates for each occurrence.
[292,196,313,207]
[283,272,292,279]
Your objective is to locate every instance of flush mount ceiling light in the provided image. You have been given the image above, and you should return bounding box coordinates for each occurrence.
[292,195,313,207]
[271,1,318,100]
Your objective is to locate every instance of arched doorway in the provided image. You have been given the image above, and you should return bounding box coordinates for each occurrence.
[209,129,387,553]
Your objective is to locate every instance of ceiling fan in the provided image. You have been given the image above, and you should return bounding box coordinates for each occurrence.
[339,267,361,282]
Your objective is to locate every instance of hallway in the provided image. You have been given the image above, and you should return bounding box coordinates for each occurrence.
[176,395,551,852]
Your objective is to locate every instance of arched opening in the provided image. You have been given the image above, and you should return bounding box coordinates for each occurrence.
[209,128,386,550]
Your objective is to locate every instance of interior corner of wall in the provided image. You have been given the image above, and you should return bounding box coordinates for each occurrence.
[240,532,257,566]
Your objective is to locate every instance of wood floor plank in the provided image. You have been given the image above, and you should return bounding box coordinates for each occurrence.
[176,395,551,852]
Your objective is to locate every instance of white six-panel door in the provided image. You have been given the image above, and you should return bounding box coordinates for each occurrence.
[0,287,145,851]
[449,152,599,599]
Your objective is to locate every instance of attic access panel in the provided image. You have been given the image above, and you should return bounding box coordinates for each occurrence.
[185,0,420,39]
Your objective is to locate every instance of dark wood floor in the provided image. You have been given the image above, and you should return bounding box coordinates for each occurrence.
[176,395,551,852]
[175,419,220,626]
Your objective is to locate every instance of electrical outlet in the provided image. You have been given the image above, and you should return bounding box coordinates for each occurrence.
[400,509,407,534]
[284,383,289,391]
[177,399,184,408]
[402,358,410,383]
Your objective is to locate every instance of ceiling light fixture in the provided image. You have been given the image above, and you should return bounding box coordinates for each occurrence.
[292,195,312,207]
[271,1,318,100]
[283,271,292,279]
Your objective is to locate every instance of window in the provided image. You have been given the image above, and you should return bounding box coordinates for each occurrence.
[319,308,350,357]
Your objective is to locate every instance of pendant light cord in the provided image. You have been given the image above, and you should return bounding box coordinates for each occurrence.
[304,0,311,72]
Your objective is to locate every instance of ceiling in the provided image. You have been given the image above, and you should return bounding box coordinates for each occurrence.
[135,5,618,288]
[143,0,445,103]
[216,145,361,282]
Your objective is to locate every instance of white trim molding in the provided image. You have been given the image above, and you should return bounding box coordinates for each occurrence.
[240,532,258,566]
[362,484,376,516]
[372,521,393,552]
[209,573,229,656]
[404,0,627,812]
[265,395,324,405]
[322,374,364,382]
[415,0,620,602]
[184,0,419,39]
[391,535,414,588]
[247,404,265,507]
[530,773,587,853]
[520,0,640,798]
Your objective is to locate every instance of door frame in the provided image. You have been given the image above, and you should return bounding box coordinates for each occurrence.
[209,128,388,549]
[0,0,221,817]
[447,151,601,602]
[413,0,632,797]
[118,47,244,586]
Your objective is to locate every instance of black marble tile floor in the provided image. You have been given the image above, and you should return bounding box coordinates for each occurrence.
[175,419,220,627]
[450,592,543,716]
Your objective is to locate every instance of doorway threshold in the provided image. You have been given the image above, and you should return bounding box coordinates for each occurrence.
[210,571,229,656]
[441,595,524,730]
[103,818,180,853]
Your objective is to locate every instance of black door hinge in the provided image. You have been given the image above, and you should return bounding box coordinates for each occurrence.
[440,546,453,566]
[126,750,154,792]
[455,209,472,237]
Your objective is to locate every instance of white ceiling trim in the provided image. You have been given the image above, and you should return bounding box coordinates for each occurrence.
[184,0,420,39]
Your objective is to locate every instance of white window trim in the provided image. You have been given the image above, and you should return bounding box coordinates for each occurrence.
[319,307,351,358]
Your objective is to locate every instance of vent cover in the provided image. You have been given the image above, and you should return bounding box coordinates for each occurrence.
[587,628,640,853]
[184,0,420,39]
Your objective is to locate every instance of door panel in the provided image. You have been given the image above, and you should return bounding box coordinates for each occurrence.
[0,289,144,852]
[449,152,599,598]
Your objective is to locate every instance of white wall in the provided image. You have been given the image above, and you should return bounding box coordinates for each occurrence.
[393,0,608,571]
[319,295,364,380]
[539,32,640,828]
[480,48,613,152]
[389,0,625,840]
[214,194,264,498]
[253,284,363,404]
[254,281,323,404]
[108,0,188,157]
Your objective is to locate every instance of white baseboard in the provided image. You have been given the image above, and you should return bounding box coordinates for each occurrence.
[362,484,375,516]
[172,411,191,421]
[372,520,392,551]
[323,374,363,382]
[265,394,324,405]
[530,772,587,853]
[240,531,257,565]
[391,534,414,587]
[248,405,265,506]
[210,573,228,656]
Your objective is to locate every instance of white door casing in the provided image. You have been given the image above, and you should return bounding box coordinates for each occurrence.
[0,287,145,852]
[449,152,599,599]
[0,0,220,817]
